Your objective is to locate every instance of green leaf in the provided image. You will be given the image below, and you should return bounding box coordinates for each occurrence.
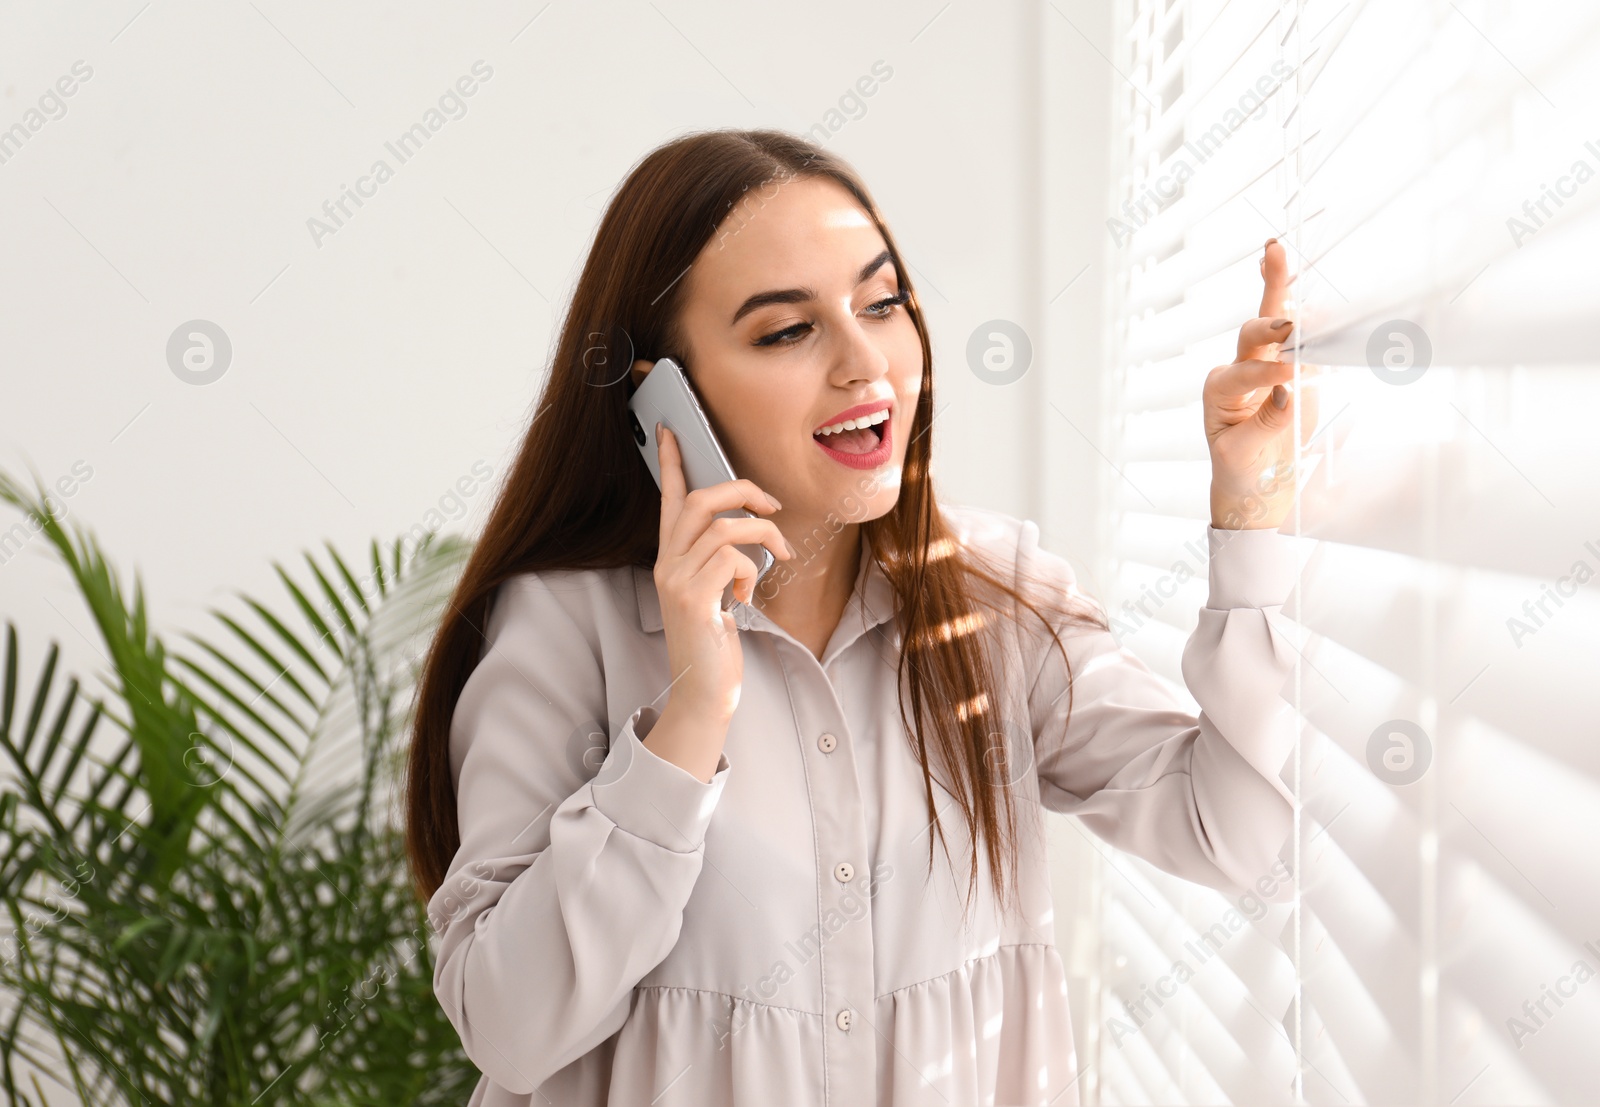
[0,463,478,1104]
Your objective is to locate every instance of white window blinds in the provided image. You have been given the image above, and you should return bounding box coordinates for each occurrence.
[1088,0,1600,1103]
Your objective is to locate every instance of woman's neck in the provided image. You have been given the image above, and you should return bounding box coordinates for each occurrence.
[753,520,862,661]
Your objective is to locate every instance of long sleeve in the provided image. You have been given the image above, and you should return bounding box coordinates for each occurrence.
[1022,522,1300,903]
[427,576,731,1094]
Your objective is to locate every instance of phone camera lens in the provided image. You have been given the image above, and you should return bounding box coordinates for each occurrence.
[629,412,646,447]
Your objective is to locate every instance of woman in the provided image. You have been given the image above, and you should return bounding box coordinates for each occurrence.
[405,128,1308,1106]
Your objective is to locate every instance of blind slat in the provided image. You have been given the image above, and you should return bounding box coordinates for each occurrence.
[1097,0,1600,1102]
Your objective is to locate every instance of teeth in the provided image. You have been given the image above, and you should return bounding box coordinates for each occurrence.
[815,409,889,437]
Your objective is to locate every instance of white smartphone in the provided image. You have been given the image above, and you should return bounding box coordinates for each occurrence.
[627,357,776,595]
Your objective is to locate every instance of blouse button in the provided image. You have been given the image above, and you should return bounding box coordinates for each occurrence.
[835,1009,853,1031]
[834,861,854,883]
[818,732,838,753]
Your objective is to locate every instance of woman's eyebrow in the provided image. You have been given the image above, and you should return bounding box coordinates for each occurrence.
[729,248,895,325]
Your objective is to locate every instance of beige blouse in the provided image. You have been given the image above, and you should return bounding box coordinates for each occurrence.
[427,503,1300,1106]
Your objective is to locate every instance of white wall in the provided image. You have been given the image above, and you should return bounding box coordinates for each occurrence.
[0,0,1116,1096]
[1,0,1117,686]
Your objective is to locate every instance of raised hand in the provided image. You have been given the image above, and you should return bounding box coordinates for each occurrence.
[651,423,792,724]
[1203,238,1320,529]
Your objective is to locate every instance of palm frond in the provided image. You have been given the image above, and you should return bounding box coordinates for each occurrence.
[0,463,480,1104]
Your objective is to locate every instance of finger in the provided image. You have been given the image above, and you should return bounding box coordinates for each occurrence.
[666,481,782,558]
[1219,386,1296,459]
[682,516,792,579]
[693,545,760,608]
[1237,316,1295,363]
[657,425,688,551]
[1258,238,1292,320]
[1208,358,1296,400]
[1251,380,1297,442]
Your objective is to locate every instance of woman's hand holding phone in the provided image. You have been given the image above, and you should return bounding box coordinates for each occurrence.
[641,423,792,781]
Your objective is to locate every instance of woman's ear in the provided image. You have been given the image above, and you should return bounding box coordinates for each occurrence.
[628,358,654,389]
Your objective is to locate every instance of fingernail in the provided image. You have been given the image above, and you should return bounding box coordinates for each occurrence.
[1271,318,1292,329]
[655,421,663,443]
[1265,237,1278,249]
[1272,384,1289,409]
[768,494,783,510]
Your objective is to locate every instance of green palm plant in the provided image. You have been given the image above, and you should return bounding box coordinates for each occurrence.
[0,467,480,1105]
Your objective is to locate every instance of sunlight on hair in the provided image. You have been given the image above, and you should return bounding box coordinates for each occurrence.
[953,690,990,723]
[926,535,958,564]
[931,610,988,644]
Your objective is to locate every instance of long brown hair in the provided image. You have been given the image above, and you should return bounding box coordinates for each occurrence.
[404,128,1104,924]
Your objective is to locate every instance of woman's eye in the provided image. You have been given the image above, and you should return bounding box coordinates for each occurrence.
[754,289,910,347]
[756,322,808,347]
[864,288,911,318]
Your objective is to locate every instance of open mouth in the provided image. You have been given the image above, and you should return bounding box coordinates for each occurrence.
[812,411,892,468]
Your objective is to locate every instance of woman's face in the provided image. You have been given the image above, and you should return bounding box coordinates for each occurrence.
[633,175,924,533]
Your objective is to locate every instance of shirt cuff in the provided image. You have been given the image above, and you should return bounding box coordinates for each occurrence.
[1204,524,1299,610]
[589,704,730,853]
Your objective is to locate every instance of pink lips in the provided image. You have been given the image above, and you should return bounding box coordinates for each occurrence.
[812,412,892,470]
[812,399,893,434]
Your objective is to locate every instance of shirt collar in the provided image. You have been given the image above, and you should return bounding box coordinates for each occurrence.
[632,529,899,649]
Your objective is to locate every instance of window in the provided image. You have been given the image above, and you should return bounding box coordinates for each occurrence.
[1087,0,1600,1103]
